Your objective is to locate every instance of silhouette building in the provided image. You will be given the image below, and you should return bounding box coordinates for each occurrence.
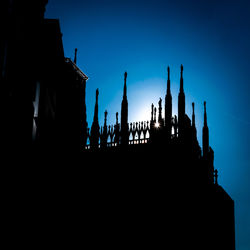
[1,1,235,249]
[83,67,235,250]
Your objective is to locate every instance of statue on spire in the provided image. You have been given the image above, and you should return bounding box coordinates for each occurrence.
[181,64,183,78]
[104,110,108,127]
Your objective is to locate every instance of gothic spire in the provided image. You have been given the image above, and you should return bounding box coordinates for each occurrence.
[94,88,99,123]
[151,103,154,122]
[165,66,172,138]
[123,71,127,98]
[158,98,164,127]
[100,110,108,148]
[192,102,197,141]
[74,48,77,64]
[121,72,129,146]
[204,101,207,127]
[167,66,171,94]
[178,64,185,138]
[90,89,100,149]
[202,101,209,158]
[104,110,108,128]
[180,64,184,93]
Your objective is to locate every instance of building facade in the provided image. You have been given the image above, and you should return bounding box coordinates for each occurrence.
[1,2,235,249]
[85,66,235,250]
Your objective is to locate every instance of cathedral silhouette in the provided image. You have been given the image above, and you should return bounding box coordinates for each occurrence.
[1,1,235,249]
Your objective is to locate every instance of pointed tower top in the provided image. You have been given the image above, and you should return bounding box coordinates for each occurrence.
[96,88,99,102]
[104,110,108,125]
[151,103,154,121]
[74,48,77,64]
[123,72,127,98]
[180,64,184,93]
[167,66,171,96]
[204,101,207,127]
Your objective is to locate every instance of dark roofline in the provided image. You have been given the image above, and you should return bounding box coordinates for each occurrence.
[65,57,88,80]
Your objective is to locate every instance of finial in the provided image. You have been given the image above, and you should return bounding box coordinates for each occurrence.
[167,66,171,95]
[192,102,195,114]
[74,48,77,64]
[123,72,127,97]
[158,98,162,120]
[104,110,108,125]
[96,88,99,99]
[179,64,184,93]
[204,101,207,127]
[124,71,127,82]
[181,64,183,78]
[151,103,154,121]
[159,98,162,107]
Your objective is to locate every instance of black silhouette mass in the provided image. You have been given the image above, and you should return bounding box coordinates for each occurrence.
[1,1,239,249]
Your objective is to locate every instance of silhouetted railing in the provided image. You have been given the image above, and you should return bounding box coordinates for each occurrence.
[86,120,151,150]
[85,117,179,150]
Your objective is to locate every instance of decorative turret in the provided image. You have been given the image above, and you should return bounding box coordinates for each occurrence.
[120,72,129,146]
[165,66,172,138]
[202,101,209,158]
[178,64,185,138]
[90,89,100,149]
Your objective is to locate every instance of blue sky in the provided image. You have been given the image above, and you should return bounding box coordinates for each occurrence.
[45,1,250,249]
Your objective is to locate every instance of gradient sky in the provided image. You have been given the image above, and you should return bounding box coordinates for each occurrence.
[45,1,250,249]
